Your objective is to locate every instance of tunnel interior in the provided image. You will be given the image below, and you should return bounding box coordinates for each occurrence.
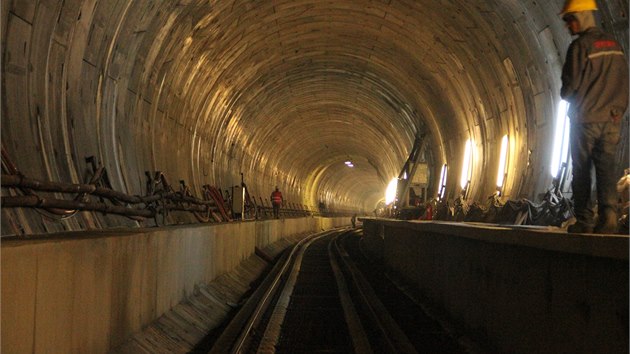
[1,0,628,235]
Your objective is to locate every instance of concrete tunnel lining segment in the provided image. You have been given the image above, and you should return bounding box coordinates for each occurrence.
[1,0,628,235]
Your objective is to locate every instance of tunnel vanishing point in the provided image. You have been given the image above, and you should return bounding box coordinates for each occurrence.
[1,0,629,353]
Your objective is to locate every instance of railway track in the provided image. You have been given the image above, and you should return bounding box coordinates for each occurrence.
[207,228,469,353]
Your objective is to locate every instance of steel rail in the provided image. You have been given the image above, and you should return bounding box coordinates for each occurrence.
[328,232,374,354]
[333,233,418,354]
[253,230,338,352]
[208,229,340,354]
[229,231,335,354]
[210,229,412,354]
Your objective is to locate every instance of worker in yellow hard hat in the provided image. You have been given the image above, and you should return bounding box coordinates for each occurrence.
[559,0,629,234]
[559,0,597,15]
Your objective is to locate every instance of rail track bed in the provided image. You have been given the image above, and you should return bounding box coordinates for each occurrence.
[207,228,469,353]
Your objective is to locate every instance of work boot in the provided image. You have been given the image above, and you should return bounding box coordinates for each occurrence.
[593,223,618,234]
[594,212,618,234]
[567,221,594,234]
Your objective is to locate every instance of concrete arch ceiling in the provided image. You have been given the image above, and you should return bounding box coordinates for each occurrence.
[2,0,628,230]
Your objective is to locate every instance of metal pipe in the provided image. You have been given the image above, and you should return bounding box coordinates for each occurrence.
[2,195,214,217]
[2,195,155,217]
[2,174,97,194]
[2,174,146,204]
[1,174,218,207]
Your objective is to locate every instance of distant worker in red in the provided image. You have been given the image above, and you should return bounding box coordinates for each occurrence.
[559,0,629,233]
[270,186,283,219]
[424,200,433,220]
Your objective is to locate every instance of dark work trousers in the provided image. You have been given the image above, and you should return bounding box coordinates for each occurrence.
[570,121,621,228]
[273,203,280,218]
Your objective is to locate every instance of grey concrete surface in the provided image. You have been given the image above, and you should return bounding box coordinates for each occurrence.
[1,217,348,353]
[362,218,629,353]
[113,234,305,353]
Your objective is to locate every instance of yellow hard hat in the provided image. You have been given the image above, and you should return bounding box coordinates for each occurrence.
[560,0,598,15]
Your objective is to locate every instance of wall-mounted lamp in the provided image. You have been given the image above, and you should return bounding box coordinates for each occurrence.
[438,163,447,200]
[385,177,398,205]
[496,134,509,193]
[460,139,473,190]
[550,100,571,178]
[344,160,354,168]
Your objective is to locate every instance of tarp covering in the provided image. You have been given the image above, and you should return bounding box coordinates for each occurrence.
[433,190,575,227]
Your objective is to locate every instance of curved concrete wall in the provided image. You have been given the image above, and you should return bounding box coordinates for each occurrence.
[1,217,348,353]
[2,1,628,236]
[362,218,629,353]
